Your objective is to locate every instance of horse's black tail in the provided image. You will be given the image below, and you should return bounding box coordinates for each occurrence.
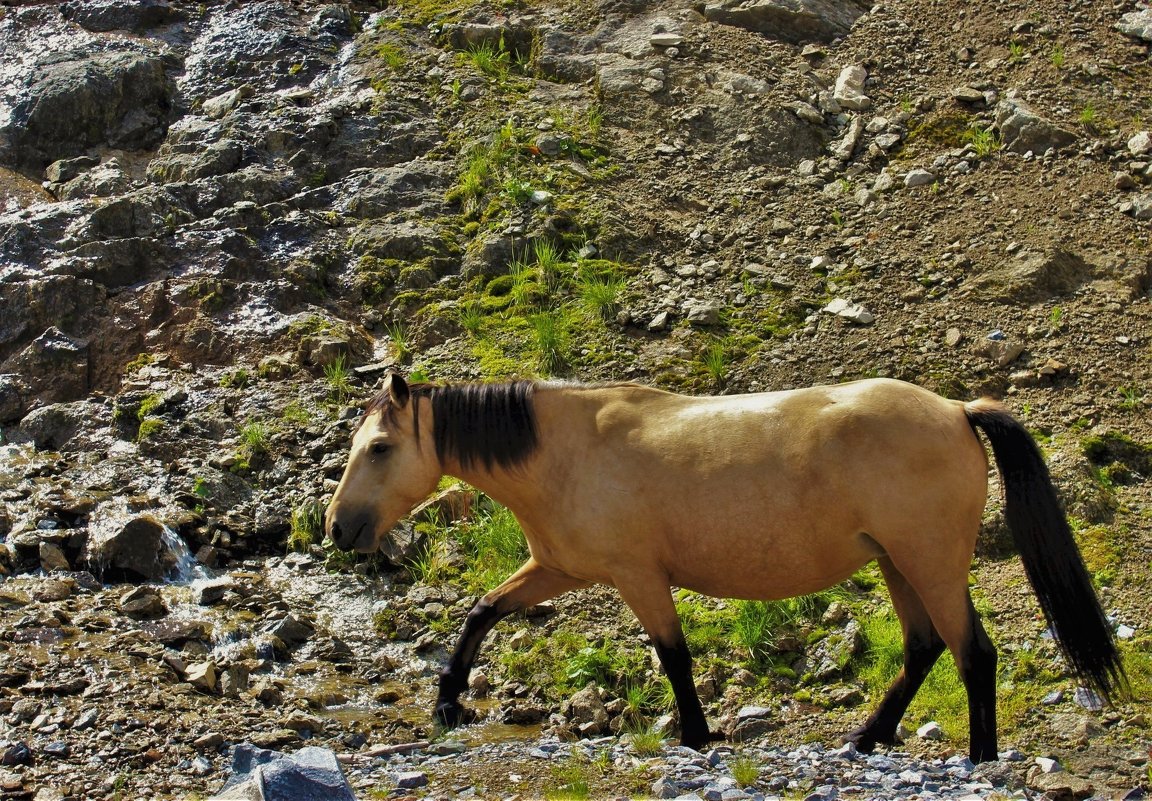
[965,399,1127,702]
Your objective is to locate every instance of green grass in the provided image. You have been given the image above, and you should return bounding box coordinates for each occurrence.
[1078,103,1097,128]
[462,39,510,79]
[240,420,269,456]
[376,42,406,70]
[701,341,728,388]
[288,501,324,553]
[964,124,1001,157]
[386,321,411,363]
[729,754,760,787]
[1049,44,1065,69]
[625,725,665,756]
[453,504,529,592]
[324,354,352,404]
[531,310,570,376]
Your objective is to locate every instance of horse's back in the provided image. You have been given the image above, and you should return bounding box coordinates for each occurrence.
[550,379,990,599]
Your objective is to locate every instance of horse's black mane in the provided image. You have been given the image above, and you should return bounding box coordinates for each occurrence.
[366,380,539,471]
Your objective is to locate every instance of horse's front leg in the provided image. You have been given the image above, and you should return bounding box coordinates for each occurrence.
[617,580,715,751]
[435,558,589,728]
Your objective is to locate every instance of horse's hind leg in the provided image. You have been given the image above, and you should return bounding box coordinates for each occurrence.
[615,580,712,750]
[845,556,945,753]
[435,558,589,728]
[893,557,999,763]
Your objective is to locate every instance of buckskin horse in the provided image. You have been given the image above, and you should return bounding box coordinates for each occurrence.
[325,374,1125,762]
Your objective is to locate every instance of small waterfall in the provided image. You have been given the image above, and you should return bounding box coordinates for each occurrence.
[161,524,212,584]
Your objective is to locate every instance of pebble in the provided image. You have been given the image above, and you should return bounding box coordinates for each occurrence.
[903,169,936,188]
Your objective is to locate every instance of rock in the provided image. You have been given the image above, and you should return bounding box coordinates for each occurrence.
[833,65,871,111]
[822,298,875,325]
[0,742,31,767]
[395,771,429,790]
[45,155,100,183]
[952,86,987,104]
[648,311,671,332]
[684,301,723,326]
[831,116,864,161]
[119,586,167,620]
[56,158,133,200]
[702,0,871,44]
[38,542,70,572]
[85,512,170,581]
[209,744,356,801]
[917,721,945,740]
[1072,687,1103,711]
[730,706,776,741]
[653,777,681,798]
[263,614,314,647]
[1,51,176,169]
[565,683,609,736]
[59,0,182,32]
[963,250,1094,303]
[1128,131,1152,157]
[7,327,90,408]
[1117,8,1152,42]
[995,99,1077,155]
[185,662,217,693]
[1119,194,1152,220]
[903,169,936,188]
[1048,713,1102,745]
[1028,771,1094,801]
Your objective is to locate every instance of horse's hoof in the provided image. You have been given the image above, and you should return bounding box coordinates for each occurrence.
[434,700,466,729]
[842,727,877,754]
[679,730,721,751]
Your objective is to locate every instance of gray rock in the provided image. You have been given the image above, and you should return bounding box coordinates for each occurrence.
[7,327,89,408]
[903,169,936,188]
[995,99,1077,155]
[395,771,429,789]
[653,777,682,798]
[1117,8,1152,42]
[702,0,871,44]
[119,586,168,619]
[57,158,132,200]
[210,744,356,801]
[263,614,314,647]
[1127,130,1152,156]
[0,375,29,424]
[45,155,100,183]
[60,0,182,32]
[684,301,723,326]
[1,51,176,168]
[822,298,875,325]
[833,65,871,111]
[730,705,776,741]
[1119,194,1152,220]
[565,683,610,735]
[916,721,945,740]
[648,311,672,332]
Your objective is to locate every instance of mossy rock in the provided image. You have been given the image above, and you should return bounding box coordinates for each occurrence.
[1081,431,1152,477]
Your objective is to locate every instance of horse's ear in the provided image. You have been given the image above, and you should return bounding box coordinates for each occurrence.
[386,372,410,409]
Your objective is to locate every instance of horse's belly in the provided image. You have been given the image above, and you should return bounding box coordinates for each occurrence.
[663,525,884,601]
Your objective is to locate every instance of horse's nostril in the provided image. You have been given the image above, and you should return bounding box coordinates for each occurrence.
[329,521,343,546]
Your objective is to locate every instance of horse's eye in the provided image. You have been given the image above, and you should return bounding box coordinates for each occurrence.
[370,442,390,456]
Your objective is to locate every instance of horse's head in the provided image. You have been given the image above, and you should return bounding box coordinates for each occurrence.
[325,373,441,553]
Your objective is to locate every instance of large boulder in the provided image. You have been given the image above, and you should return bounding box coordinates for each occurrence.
[995,98,1077,155]
[962,250,1095,304]
[703,0,871,44]
[209,744,356,801]
[59,0,184,33]
[1,50,177,169]
[84,509,173,581]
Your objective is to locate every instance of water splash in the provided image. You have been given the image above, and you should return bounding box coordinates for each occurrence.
[161,525,212,584]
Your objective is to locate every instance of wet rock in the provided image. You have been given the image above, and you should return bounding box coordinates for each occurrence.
[45,156,99,183]
[0,742,31,767]
[37,542,70,573]
[702,0,871,44]
[119,586,168,619]
[1,50,176,169]
[995,98,1077,155]
[263,614,314,648]
[56,158,133,200]
[7,327,89,408]
[86,512,170,581]
[60,0,183,32]
[210,744,356,801]
[0,375,29,423]
[32,578,75,602]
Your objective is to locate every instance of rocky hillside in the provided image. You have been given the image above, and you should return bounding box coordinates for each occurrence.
[1,0,1151,798]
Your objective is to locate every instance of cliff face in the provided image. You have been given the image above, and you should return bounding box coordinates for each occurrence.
[0,0,1150,797]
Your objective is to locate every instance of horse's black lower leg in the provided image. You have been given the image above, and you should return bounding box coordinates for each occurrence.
[653,636,712,750]
[958,600,998,763]
[845,627,945,752]
[435,599,506,728]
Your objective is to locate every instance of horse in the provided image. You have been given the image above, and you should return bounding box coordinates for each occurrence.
[325,373,1125,762]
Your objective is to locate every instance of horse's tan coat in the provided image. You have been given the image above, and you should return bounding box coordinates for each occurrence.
[328,378,989,649]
